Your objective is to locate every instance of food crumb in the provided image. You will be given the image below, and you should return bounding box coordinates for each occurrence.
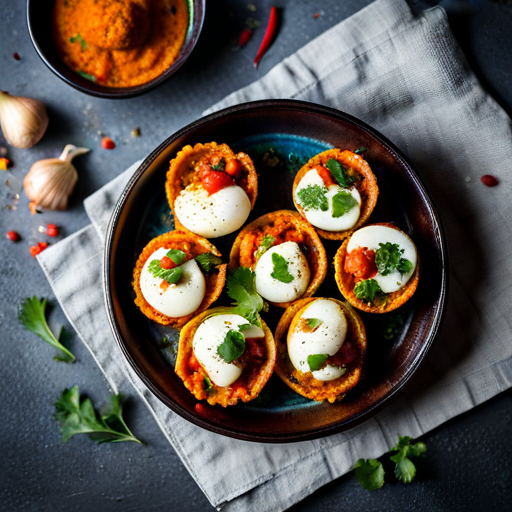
[131,127,141,137]
[465,177,471,183]
[480,174,499,187]
[313,12,320,18]
[13,52,21,61]
[0,158,12,170]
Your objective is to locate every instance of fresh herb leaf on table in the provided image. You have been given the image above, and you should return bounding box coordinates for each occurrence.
[297,184,328,211]
[195,252,222,273]
[353,458,385,490]
[388,436,427,483]
[226,267,266,326]
[271,253,294,283]
[217,330,246,363]
[325,158,355,188]
[54,385,143,444]
[19,297,76,363]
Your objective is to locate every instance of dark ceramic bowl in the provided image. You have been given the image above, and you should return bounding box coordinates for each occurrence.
[104,100,448,442]
[26,0,205,99]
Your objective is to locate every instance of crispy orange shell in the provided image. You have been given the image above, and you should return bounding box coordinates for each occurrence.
[334,223,420,313]
[229,210,328,308]
[176,308,276,407]
[292,149,379,240]
[274,297,367,403]
[132,230,227,328]
[165,142,258,232]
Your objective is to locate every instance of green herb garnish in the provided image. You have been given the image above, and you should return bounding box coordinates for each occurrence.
[325,158,355,188]
[19,297,76,363]
[354,279,383,304]
[375,242,412,276]
[226,267,265,326]
[70,33,87,51]
[297,184,328,211]
[77,71,96,82]
[262,148,283,168]
[270,252,294,283]
[238,323,252,331]
[195,252,222,273]
[217,330,245,363]
[54,385,142,444]
[353,459,385,490]
[307,353,328,372]
[382,313,404,340]
[203,375,213,393]
[388,436,427,483]
[148,260,182,284]
[211,158,226,171]
[306,318,323,329]
[354,146,367,155]
[332,190,358,218]
[166,249,186,266]
[255,234,275,260]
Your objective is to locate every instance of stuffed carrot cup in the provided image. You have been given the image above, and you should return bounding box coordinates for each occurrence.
[293,149,378,240]
[165,142,258,238]
[274,297,366,403]
[334,223,420,313]
[176,308,276,407]
[229,210,328,308]
[132,230,226,328]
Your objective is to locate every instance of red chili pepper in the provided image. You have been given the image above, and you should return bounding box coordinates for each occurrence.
[47,224,59,237]
[13,52,21,61]
[254,6,278,68]
[30,241,48,258]
[6,231,20,242]
[101,136,116,150]
[239,28,253,48]
[480,174,499,187]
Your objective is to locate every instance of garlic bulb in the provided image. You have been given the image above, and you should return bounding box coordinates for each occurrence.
[23,145,89,210]
[0,91,49,148]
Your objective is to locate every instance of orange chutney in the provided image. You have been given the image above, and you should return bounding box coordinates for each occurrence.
[52,0,189,88]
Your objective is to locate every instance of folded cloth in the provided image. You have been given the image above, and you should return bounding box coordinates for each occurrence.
[38,0,512,510]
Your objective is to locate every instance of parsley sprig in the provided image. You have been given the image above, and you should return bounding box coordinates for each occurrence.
[54,386,142,444]
[226,267,266,326]
[297,184,328,212]
[19,297,76,363]
[271,252,294,283]
[326,158,356,188]
[148,249,187,284]
[217,330,245,363]
[375,242,413,276]
[354,279,384,305]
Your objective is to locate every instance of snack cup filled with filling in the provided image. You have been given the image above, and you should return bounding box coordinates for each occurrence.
[132,230,227,328]
[229,210,328,308]
[175,308,276,407]
[274,297,367,403]
[293,148,379,240]
[165,142,258,238]
[334,223,420,313]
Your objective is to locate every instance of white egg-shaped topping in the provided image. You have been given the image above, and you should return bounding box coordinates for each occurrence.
[255,241,310,303]
[295,169,361,231]
[347,225,417,293]
[288,299,348,382]
[193,314,265,387]
[140,248,206,318]
[174,184,251,238]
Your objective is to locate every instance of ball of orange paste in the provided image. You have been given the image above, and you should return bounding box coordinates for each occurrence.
[75,0,151,50]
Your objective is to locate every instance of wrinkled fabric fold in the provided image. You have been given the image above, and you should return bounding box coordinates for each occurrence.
[38,0,512,510]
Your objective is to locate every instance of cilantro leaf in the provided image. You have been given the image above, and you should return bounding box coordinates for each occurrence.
[353,459,385,491]
[388,436,427,483]
[271,252,294,283]
[148,260,182,284]
[203,375,213,393]
[332,191,358,218]
[19,297,76,363]
[217,330,245,363]
[226,267,265,326]
[255,235,275,260]
[325,158,355,188]
[307,353,328,372]
[166,249,186,266]
[195,252,222,273]
[54,386,142,444]
[306,318,323,329]
[211,158,226,171]
[375,242,412,276]
[297,184,328,212]
[70,33,87,51]
[354,279,383,304]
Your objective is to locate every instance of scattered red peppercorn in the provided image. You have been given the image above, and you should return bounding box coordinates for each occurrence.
[313,12,320,18]
[239,28,253,48]
[6,231,20,242]
[195,403,207,416]
[13,52,21,61]
[101,137,116,150]
[47,224,59,237]
[480,174,499,187]
[30,241,48,258]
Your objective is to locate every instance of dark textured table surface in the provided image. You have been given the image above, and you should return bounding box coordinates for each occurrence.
[2,0,512,511]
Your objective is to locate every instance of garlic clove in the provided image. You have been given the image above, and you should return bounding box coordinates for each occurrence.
[23,144,89,211]
[0,91,49,149]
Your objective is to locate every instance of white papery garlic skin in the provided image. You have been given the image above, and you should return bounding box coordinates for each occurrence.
[0,91,49,148]
[23,145,89,210]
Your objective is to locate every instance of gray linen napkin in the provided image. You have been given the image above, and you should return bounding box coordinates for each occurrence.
[38,0,512,510]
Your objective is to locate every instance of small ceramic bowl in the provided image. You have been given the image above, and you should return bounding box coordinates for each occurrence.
[26,0,205,99]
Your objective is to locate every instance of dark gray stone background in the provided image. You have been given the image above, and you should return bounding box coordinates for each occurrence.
[1,0,511,510]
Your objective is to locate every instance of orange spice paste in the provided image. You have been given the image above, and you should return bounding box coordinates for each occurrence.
[52,0,189,88]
